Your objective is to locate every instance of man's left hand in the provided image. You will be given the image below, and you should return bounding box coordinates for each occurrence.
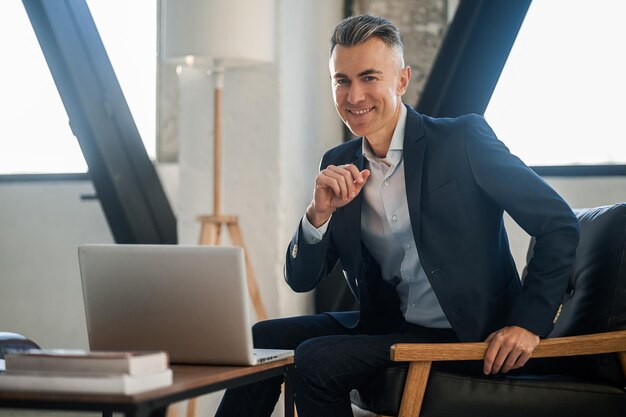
[483,326,539,374]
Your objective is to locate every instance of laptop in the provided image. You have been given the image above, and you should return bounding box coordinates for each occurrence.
[78,244,293,366]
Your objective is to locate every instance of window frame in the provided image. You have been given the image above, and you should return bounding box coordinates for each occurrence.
[1,0,157,178]
[415,0,625,176]
[21,0,176,243]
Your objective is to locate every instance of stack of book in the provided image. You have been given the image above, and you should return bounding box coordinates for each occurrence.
[0,349,172,395]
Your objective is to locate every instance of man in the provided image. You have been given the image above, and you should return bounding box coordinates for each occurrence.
[216,14,579,417]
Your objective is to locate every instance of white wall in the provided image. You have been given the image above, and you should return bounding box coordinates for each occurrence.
[277,0,344,317]
[0,180,112,350]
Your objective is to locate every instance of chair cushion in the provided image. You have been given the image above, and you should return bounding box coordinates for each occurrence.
[422,371,625,417]
[351,367,626,417]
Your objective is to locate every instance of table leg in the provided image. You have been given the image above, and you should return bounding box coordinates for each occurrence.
[125,406,168,417]
[284,365,295,417]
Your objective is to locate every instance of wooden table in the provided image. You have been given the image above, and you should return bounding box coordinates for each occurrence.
[0,358,295,417]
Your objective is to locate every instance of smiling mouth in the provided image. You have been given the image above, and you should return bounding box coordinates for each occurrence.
[347,107,374,115]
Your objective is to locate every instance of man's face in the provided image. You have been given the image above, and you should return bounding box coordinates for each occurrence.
[329,37,410,144]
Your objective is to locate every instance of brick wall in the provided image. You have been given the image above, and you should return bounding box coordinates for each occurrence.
[351,0,454,106]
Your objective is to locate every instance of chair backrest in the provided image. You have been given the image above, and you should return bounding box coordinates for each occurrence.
[539,203,626,383]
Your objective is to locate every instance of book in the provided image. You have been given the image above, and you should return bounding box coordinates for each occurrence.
[0,368,173,395]
[4,350,169,376]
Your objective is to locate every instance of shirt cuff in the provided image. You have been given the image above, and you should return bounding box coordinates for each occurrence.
[300,214,331,244]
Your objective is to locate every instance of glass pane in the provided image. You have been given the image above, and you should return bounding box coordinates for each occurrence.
[87,0,157,160]
[485,0,626,166]
[0,1,156,174]
[0,2,84,174]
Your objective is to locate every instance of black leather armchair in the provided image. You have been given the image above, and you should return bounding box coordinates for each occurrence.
[352,203,626,417]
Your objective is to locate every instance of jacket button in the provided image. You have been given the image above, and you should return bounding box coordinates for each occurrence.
[553,304,563,324]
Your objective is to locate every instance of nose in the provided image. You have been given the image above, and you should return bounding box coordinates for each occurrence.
[347,83,365,104]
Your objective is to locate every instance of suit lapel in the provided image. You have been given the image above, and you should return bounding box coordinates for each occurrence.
[403,107,426,246]
[336,144,366,271]
[344,145,365,256]
[339,108,425,280]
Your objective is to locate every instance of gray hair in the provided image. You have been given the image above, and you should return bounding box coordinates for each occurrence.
[330,15,404,65]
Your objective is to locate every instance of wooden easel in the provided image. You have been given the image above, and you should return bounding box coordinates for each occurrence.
[172,68,269,417]
[197,68,267,322]
[197,214,268,321]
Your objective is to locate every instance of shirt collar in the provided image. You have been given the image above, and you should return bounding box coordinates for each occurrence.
[362,104,407,166]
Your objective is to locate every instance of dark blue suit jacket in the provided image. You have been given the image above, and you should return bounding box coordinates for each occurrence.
[285,105,580,342]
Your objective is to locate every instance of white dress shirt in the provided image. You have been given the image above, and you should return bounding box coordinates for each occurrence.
[301,105,451,329]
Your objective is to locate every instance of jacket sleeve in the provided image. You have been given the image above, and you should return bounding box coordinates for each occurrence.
[284,152,340,293]
[463,115,580,337]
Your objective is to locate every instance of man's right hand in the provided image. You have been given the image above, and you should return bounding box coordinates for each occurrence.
[306,164,370,228]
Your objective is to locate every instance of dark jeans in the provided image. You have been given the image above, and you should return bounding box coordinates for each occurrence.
[214,313,458,417]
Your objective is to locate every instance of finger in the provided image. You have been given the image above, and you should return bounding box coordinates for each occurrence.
[491,342,514,374]
[491,333,522,374]
[316,172,342,197]
[325,166,356,200]
[483,338,501,375]
[335,165,359,198]
[342,164,365,184]
[482,330,500,374]
[354,169,371,194]
[511,351,532,370]
[500,349,522,373]
[322,168,350,200]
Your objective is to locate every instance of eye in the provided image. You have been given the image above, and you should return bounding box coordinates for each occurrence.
[334,78,349,86]
[363,76,377,82]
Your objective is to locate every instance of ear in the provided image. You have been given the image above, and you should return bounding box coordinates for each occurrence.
[397,66,411,96]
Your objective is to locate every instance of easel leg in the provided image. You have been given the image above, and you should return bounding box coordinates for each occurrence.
[199,222,220,245]
[227,221,268,321]
[186,398,198,417]
[165,403,179,417]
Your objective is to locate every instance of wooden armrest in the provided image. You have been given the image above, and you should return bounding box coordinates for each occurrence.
[392,329,626,417]
[391,329,626,362]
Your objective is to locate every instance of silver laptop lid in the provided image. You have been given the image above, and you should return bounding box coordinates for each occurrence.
[78,244,255,365]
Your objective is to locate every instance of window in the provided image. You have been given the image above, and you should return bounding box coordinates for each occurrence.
[0,1,156,174]
[484,0,626,167]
